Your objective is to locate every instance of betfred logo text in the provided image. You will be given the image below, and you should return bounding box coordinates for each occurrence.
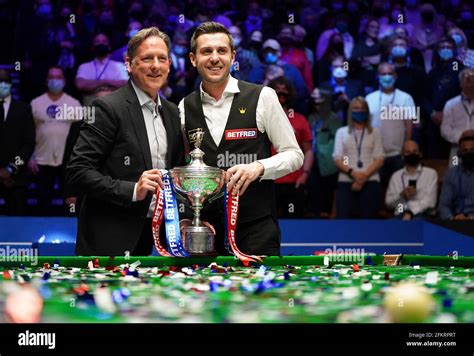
[225,128,258,140]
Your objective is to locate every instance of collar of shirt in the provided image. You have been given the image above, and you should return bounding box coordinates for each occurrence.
[130,79,162,113]
[403,164,423,175]
[199,75,240,104]
[1,94,11,105]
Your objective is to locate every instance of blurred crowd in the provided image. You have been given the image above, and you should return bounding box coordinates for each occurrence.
[0,0,474,220]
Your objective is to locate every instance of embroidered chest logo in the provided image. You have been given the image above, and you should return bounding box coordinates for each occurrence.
[225,128,258,140]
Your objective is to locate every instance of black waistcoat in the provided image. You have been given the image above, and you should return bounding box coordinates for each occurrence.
[183,80,276,224]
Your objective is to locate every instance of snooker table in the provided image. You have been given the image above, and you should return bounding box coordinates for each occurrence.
[1,254,473,324]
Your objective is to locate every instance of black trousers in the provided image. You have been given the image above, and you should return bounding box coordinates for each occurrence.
[133,215,282,257]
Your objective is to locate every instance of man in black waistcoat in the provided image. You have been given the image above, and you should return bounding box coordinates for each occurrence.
[179,22,303,256]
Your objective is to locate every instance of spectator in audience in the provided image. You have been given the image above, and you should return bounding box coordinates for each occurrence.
[333,97,385,218]
[411,3,443,73]
[248,38,309,114]
[0,70,35,216]
[307,88,341,217]
[439,130,474,220]
[425,37,464,159]
[111,20,143,63]
[350,18,382,94]
[317,32,347,85]
[448,27,474,69]
[387,36,426,107]
[228,25,261,82]
[320,56,364,123]
[293,25,314,70]
[28,67,82,215]
[366,62,415,186]
[268,77,313,218]
[167,31,196,104]
[441,68,474,164]
[278,25,313,91]
[385,140,438,220]
[75,33,128,104]
[316,14,354,62]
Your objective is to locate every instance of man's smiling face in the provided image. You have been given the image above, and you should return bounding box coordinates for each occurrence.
[127,36,171,99]
[190,33,235,86]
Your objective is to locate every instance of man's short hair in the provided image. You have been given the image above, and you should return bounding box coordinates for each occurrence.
[459,68,474,83]
[190,21,234,54]
[127,27,171,61]
[459,130,474,145]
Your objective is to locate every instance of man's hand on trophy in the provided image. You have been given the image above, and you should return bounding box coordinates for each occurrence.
[136,169,164,201]
[226,161,264,196]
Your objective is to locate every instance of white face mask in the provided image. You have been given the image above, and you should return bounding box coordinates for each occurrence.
[332,67,347,79]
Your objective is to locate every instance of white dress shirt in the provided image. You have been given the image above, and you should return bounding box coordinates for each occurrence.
[1,94,11,121]
[130,80,168,217]
[178,76,303,180]
[333,126,385,183]
[366,89,416,157]
[441,94,474,163]
[385,164,438,215]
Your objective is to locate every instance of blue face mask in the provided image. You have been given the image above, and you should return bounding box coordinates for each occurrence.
[352,111,369,123]
[379,74,395,89]
[438,48,454,61]
[0,82,12,98]
[47,79,65,94]
[391,46,407,58]
[451,34,463,46]
[264,52,278,64]
[173,45,187,57]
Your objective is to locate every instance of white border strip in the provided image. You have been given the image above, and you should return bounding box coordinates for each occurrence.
[282,243,424,246]
[0,242,34,246]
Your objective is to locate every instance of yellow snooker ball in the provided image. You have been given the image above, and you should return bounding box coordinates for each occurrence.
[384,282,435,323]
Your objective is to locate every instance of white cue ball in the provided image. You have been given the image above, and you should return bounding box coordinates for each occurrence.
[384,282,435,323]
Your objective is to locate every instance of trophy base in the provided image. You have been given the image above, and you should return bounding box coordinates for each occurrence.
[182,226,217,256]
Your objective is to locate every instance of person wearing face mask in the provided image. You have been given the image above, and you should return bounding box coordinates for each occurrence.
[441,68,474,165]
[227,26,261,82]
[447,27,474,69]
[248,39,309,114]
[316,15,354,62]
[425,38,464,159]
[111,21,142,62]
[333,97,385,218]
[75,33,128,105]
[366,62,416,187]
[67,28,185,256]
[267,77,313,218]
[28,67,82,215]
[307,88,341,217]
[386,37,425,109]
[167,31,198,104]
[278,25,313,91]
[0,70,35,216]
[439,130,474,220]
[385,140,438,220]
[320,56,364,123]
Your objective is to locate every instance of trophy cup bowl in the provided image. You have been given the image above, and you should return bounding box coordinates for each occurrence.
[168,130,225,256]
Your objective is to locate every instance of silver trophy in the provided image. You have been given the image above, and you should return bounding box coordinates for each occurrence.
[169,130,225,256]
